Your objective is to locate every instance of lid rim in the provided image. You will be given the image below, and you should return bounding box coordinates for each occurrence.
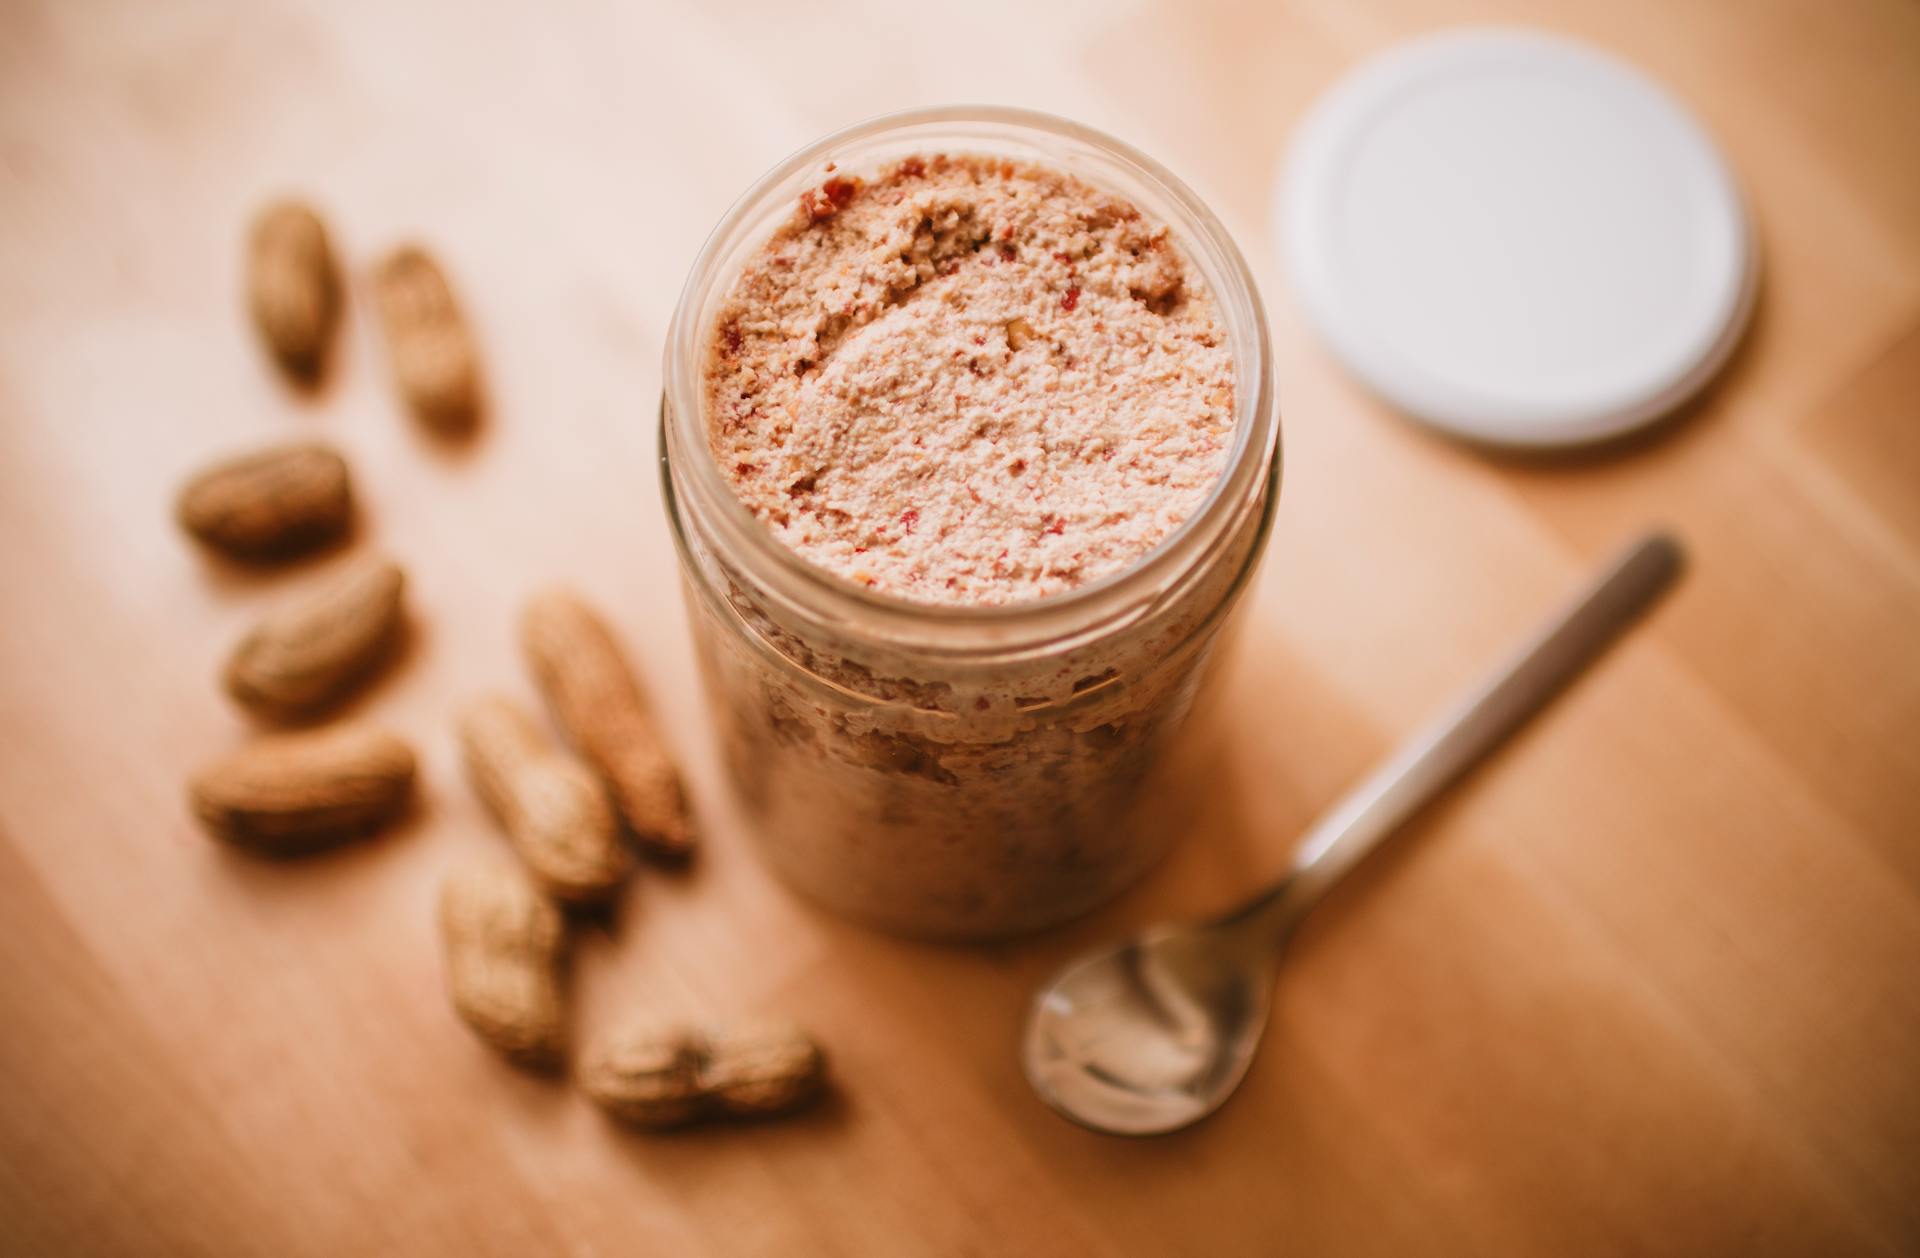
[1280,26,1756,448]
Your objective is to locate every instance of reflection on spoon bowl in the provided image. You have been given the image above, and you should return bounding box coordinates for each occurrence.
[1023,922,1277,1135]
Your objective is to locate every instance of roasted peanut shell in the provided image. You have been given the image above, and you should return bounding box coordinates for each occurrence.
[247,200,339,382]
[176,442,352,560]
[189,724,415,853]
[223,559,406,720]
[439,862,568,1069]
[698,1021,828,1119]
[374,245,479,432]
[521,589,694,861]
[580,1021,826,1129]
[458,694,628,903]
[578,1026,708,1128]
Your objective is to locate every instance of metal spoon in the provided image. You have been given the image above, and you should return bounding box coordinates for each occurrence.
[1023,532,1683,1135]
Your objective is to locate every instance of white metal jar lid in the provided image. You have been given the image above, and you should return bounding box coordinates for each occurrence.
[1280,28,1756,447]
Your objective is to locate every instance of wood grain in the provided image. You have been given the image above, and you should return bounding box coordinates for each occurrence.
[1,1,1916,1254]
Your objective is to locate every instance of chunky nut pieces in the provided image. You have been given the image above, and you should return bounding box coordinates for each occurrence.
[521,589,695,862]
[247,200,340,382]
[581,1021,827,1130]
[224,559,406,720]
[176,442,353,561]
[440,862,569,1069]
[374,245,480,433]
[190,724,415,853]
[458,694,629,903]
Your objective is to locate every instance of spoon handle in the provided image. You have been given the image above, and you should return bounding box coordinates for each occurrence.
[1241,531,1684,938]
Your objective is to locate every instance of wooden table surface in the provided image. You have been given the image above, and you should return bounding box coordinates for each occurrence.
[3,1,1917,1253]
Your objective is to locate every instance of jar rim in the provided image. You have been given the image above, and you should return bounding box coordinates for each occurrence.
[662,104,1279,649]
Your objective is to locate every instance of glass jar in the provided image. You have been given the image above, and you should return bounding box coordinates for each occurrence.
[661,107,1280,939]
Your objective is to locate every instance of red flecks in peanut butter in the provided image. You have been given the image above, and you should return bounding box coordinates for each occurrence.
[706,154,1235,606]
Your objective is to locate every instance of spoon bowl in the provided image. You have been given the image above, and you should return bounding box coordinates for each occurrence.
[1024,919,1279,1134]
